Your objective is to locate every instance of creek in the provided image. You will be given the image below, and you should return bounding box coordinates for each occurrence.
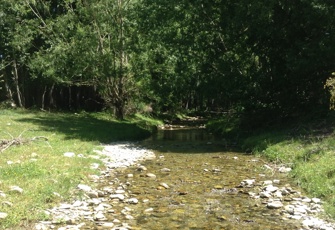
[35,123,333,230]
[106,125,305,230]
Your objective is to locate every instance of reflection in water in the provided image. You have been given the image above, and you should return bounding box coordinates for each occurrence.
[150,127,217,142]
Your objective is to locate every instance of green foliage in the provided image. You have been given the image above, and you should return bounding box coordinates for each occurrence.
[1,0,335,119]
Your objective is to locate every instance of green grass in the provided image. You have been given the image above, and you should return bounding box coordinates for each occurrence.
[0,109,156,229]
[207,112,335,218]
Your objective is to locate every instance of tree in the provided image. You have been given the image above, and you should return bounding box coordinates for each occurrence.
[0,1,39,107]
[29,0,138,119]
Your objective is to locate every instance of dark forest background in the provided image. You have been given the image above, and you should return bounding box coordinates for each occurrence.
[1,0,334,123]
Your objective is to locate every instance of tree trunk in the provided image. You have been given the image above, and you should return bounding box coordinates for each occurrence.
[41,86,47,110]
[12,59,23,107]
[4,81,14,102]
[49,83,55,108]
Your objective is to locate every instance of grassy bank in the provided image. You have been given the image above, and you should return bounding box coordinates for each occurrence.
[0,109,160,229]
[208,112,335,218]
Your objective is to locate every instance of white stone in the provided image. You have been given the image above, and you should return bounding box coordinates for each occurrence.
[90,163,100,169]
[59,203,72,209]
[9,186,23,194]
[302,197,312,203]
[312,197,321,204]
[263,164,273,170]
[110,194,125,200]
[273,179,280,184]
[160,168,171,172]
[87,191,99,198]
[144,208,154,212]
[284,205,295,215]
[2,201,13,207]
[0,212,8,219]
[146,173,157,179]
[263,180,273,185]
[63,152,76,157]
[242,179,255,186]
[125,214,134,220]
[278,167,292,173]
[101,222,114,228]
[264,185,279,193]
[267,201,283,209]
[127,198,139,204]
[72,200,82,207]
[159,183,170,189]
[77,184,92,192]
[274,191,283,198]
[294,206,307,214]
[290,215,302,220]
[113,219,121,223]
[94,212,106,220]
[260,191,272,198]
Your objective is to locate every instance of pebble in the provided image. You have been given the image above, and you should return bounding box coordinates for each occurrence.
[145,173,157,179]
[127,198,139,204]
[159,182,170,189]
[267,201,283,209]
[160,168,171,172]
[242,176,335,229]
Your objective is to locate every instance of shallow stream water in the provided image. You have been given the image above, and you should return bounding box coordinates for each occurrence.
[105,126,304,229]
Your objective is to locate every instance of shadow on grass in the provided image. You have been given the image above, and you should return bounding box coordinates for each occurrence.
[16,113,151,144]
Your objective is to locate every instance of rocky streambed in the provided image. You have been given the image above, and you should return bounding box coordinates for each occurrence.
[34,141,335,230]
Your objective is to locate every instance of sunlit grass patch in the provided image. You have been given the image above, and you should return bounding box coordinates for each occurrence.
[0,109,154,228]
